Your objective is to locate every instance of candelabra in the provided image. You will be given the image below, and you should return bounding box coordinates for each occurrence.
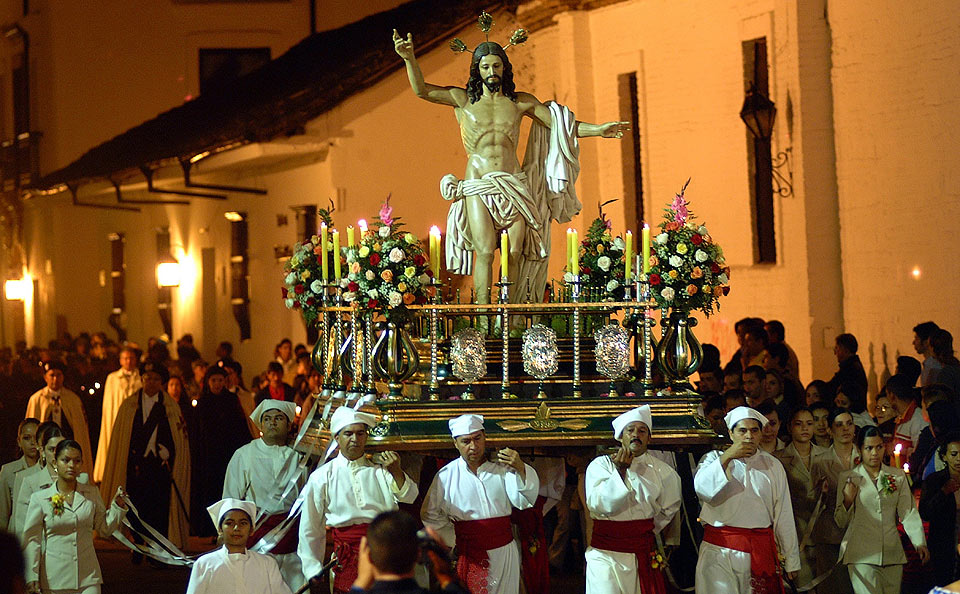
[569,276,582,399]
[637,274,656,398]
[427,280,443,401]
[496,279,514,399]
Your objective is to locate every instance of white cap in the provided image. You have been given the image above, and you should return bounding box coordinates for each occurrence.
[329,406,377,436]
[724,406,769,432]
[207,498,257,530]
[250,400,297,431]
[612,405,653,439]
[448,414,484,437]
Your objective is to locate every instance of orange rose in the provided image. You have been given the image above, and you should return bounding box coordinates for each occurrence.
[665,221,681,231]
[402,292,415,305]
[686,284,698,296]
[714,286,723,297]
[313,245,324,255]
[350,261,361,275]
[381,269,394,282]
[649,255,659,267]
[691,266,703,279]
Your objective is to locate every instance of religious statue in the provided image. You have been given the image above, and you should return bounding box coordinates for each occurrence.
[393,21,628,304]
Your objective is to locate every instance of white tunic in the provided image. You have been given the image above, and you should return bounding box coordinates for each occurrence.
[694,449,800,594]
[93,368,141,482]
[584,453,682,594]
[298,453,418,579]
[0,456,29,531]
[421,457,540,594]
[186,546,293,594]
[13,465,88,540]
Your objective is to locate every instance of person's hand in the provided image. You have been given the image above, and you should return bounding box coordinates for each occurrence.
[599,121,631,139]
[943,478,960,495]
[497,448,526,478]
[352,536,375,590]
[723,440,758,462]
[158,444,170,462]
[115,486,128,510]
[842,477,859,508]
[422,527,459,588]
[917,545,931,564]
[378,451,402,474]
[27,580,40,594]
[393,29,415,60]
[786,570,798,581]
[610,446,634,473]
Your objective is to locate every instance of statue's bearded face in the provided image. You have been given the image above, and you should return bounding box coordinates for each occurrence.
[478,54,503,93]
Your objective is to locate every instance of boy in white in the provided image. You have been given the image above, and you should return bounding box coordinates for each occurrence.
[187,498,292,594]
[421,414,540,594]
[694,406,800,594]
[298,406,417,594]
[585,405,682,594]
[223,400,305,590]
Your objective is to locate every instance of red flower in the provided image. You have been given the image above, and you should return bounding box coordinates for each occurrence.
[281,287,288,298]
[292,300,301,308]
[691,234,703,245]
[369,253,381,265]
[294,284,305,295]
[413,254,425,266]
[582,266,592,275]
[416,295,428,305]
[305,297,315,306]
[722,286,730,296]
[649,274,662,286]
[710,262,721,274]
[367,299,379,309]
[347,282,359,292]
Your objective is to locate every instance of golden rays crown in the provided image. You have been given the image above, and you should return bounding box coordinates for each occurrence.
[449,11,528,54]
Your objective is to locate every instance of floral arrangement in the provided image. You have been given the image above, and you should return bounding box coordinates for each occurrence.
[50,493,66,516]
[878,472,898,496]
[647,180,730,315]
[281,202,338,325]
[569,200,627,301]
[343,196,433,323]
[650,548,667,571]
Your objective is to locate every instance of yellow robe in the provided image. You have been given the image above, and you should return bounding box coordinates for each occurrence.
[100,391,191,548]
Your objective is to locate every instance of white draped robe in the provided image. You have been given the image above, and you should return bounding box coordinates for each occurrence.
[94,368,141,482]
[187,546,292,594]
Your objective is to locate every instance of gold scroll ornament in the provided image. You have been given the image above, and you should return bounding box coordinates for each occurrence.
[497,402,590,432]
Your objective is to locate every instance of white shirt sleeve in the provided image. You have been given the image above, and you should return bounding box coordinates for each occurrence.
[185,556,210,594]
[694,450,735,504]
[22,493,43,583]
[505,463,539,510]
[421,473,455,547]
[654,461,683,537]
[585,456,634,517]
[771,463,801,573]
[297,473,328,579]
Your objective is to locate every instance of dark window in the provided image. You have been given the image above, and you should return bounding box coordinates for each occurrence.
[12,51,28,135]
[742,38,776,263]
[617,72,643,228]
[198,48,270,95]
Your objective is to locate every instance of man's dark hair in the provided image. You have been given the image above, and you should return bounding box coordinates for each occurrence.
[744,327,769,346]
[884,374,915,405]
[809,401,832,417]
[218,358,243,376]
[296,352,312,364]
[366,510,420,575]
[266,361,284,375]
[766,343,789,369]
[755,399,778,418]
[765,320,785,342]
[0,530,25,594]
[921,383,956,408]
[913,321,940,341]
[700,343,721,372]
[217,341,234,356]
[931,329,960,366]
[835,333,858,354]
[837,380,868,413]
[467,42,517,103]
[788,405,812,424]
[895,356,922,386]
[743,365,766,381]
[723,389,746,409]
[704,394,725,416]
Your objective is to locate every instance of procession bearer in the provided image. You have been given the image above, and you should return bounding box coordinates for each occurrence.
[694,406,800,593]
[298,406,417,594]
[421,414,540,594]
[223,399,305,590]
[584,405,682,594]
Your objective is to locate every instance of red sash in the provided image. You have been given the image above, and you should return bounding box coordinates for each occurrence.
[510,496,549,594]
[453,516,514,594]
[591,518,666,594]
[702,525,785,594]
[331,523,369,594]
[247,512,300,555]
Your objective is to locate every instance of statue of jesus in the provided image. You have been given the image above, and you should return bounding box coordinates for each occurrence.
[394,29,627,304]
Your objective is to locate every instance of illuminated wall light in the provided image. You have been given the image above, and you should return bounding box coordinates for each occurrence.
[4,278,30,300]
[224,211,245,222]
[911,266,921,280]
[157,261,182,288]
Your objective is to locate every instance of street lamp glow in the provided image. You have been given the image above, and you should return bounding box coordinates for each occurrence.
[4,278,30,300]
[157,261,182,287]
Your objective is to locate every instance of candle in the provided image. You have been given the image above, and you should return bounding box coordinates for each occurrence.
[346,225,355,248]
[624,230,633,280]
[570,229,580,276]
[320,223,329,281]
[894,443,902,469]
[500,231,509,279]
[332,229,341,281]
[429,226,442,277]
[566,228,573,272]
[641,223,651,273]
[357,219,368,238]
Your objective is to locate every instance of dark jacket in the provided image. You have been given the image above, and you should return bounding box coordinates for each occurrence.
[919,469,960,586]
[255,382,296,405]
[350,578,470,594]
[826,354,868,398]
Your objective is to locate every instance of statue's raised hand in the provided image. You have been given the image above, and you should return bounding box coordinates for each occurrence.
[599,121,631,139]
[393,29,415,60]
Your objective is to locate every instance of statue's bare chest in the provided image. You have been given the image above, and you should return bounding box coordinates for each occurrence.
[456,98,523,136]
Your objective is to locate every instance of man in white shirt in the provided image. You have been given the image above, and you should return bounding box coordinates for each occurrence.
[885,374,929,462]
[694,406,800,594]
[224,399,305,590]
[25,362,93,475]
[298,406,417,594]
[94,347,141,482]
[584,405,682,594]
[421,414,540,594]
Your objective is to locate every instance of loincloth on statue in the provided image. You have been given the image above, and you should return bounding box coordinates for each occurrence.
[440,171,547,276]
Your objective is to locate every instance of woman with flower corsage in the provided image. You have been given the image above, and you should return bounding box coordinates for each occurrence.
[835,425,929,594]
[22,439,127,594]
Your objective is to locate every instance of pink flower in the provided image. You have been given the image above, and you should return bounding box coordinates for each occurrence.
[671,193,689,224]
[379,194,394,227]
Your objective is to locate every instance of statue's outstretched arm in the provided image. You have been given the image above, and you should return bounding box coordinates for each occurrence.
[393,29,463,107]
[523,94,627,138]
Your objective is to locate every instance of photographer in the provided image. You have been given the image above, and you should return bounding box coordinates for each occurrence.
[349,511,468,594]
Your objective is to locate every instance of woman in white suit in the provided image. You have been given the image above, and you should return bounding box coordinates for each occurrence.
[22,439,127,594]
[835,425,929,594]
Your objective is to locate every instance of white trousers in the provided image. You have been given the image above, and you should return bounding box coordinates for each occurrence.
[695,541,752,594]
[847,563,903,594]
[585,547,640,594]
